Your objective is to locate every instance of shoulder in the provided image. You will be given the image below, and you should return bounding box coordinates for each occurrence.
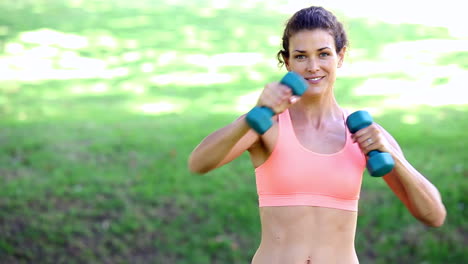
[340,108,352,119]
[341,108,351,115]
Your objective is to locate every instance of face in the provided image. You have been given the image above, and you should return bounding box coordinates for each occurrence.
[284,29,346,97]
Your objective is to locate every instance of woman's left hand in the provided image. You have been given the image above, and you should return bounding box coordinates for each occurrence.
[350,123,394,156]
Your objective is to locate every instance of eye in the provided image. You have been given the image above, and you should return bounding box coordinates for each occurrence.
[294,54,306,60]
[319,52,330,58]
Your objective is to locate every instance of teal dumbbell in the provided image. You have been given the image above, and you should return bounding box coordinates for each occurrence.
[246,71,308,134]
[346,110,395,177]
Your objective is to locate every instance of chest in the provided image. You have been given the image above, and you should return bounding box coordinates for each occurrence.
[292,121,347,154]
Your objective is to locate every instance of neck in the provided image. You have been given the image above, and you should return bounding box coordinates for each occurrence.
[289,94,342,129]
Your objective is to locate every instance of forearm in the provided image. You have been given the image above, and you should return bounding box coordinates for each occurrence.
[188,115,252,174]
[390,151,446,227]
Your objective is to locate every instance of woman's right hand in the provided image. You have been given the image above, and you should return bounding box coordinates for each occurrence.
[256,82,300,114]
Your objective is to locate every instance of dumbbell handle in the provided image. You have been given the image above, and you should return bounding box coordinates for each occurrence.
[346,110,395,177]
[246,72,308,134]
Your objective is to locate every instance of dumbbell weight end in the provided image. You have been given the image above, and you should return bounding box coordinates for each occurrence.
[367,150,395,177]
[246,107,275,135]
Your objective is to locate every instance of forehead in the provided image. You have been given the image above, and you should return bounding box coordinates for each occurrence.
[289,29,336,51]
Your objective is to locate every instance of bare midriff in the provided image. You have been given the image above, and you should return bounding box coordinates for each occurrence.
[251,206,359,264]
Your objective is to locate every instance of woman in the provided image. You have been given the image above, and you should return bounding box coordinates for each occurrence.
[188,6,446,264]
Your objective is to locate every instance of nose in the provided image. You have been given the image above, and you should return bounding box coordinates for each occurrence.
[306,57,319,72]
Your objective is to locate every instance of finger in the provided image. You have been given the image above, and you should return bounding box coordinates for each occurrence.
[364,142,379,155]
[364,138,374,148]
[353,126,371,138]
[289,96,300,104]
[281,88,292,100]
[354,132,369,145]
[360,138,375,149]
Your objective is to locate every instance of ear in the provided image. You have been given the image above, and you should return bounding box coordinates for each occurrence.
[337,46,347,68]
[283,54,291,71]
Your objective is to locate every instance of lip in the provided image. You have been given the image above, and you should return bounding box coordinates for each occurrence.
[304,76,324,85]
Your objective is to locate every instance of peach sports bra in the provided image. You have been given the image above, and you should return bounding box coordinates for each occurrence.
[255,109,366,211]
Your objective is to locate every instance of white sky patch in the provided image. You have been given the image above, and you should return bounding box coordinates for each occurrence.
[150,72,234,86]
[0,60,127,81]
[5,43,25,54]
[19,28,88,49]
[137,101,186,115]
[401,114,419,125]
[268,35,282,47]
[342,38,468,107]
[58,51,107,69]
[157,51,178,66]
[380,40,468,61]
[120,82,146,94]
[95,35,119,48]
[354,71,468,108]
[235,90,262,113]
[140,63,155,73]
[276,0,467,37]
[122,51,142,62]
[184,52,265,67]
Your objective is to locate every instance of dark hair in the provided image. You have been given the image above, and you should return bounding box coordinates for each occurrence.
[276,6,348,67]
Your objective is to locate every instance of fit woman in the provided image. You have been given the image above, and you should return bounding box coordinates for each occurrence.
[188,6,446,264]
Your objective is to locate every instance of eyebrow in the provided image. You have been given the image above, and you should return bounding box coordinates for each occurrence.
[293,47,331,53]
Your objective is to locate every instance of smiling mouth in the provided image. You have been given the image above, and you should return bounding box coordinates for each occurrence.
[305,76,324,82]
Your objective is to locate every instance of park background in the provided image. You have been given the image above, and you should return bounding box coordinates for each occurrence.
[0,0,466,263]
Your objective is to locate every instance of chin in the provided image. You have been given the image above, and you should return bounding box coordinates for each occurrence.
[304,87,325,96]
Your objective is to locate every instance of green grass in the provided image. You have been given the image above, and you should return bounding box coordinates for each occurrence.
[0,0,467,263]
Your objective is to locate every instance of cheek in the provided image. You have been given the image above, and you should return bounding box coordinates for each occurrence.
[324,61,338,73]
[286,60,302,71]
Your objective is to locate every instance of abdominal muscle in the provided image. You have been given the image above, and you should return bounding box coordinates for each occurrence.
[251,206,359,264]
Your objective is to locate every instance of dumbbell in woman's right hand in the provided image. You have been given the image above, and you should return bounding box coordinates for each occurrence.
[246,72,308,135]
